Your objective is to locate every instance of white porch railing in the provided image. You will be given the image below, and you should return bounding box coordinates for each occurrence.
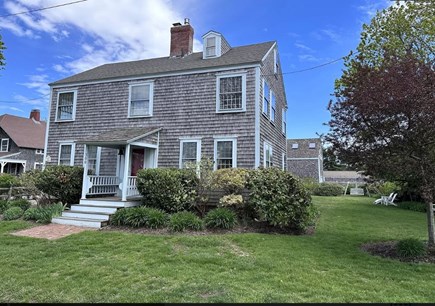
[126,176,140,197]
[87,175,120,195]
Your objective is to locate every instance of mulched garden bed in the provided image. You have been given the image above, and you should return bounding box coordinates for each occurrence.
[361,240,435,264]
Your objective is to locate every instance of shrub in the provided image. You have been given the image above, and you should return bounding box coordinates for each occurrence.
[300,178,319,195]
[219,194,244,208]
[313,182,344,196]
[110,208,131,226]
[9,199,31,211]
[213,168,249,194]
[168,211,203,232]
[0,173,20,188]
[185,157,214,217]
[378,181,399,196]
[136,168,198,213]
[0,199,9,214]
[110,207,168,228]
[3,207,24,220]
[246,168,316,231]
[397,201,426,213]
[34,166,83,205]
[204,208,237,229]
[396,238,426,258]
[21,203,65,223]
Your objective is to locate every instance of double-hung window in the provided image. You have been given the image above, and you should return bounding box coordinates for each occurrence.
[36,149,44,155]
[206,37,216,57]
[129,82,153,117]
[271,92,276,122]
[87,145,101,175]
[58,143,75,166]
[263,81,270,116]
[216,73,246,112]
[34,162,43,170]
[264,142,273,168]
[0,138,9,152]
[214,138,237,170]
[179,139,201,168]
[282,108,287,135]
[56,90,77,121]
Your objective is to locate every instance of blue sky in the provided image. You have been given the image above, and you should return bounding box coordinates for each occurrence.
[0,0,390,139]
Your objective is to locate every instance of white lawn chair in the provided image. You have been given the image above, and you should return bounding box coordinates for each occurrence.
[373,192,396,205]
[384,193,397,206]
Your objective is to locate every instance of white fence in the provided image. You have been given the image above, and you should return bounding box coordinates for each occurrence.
[87,176,120,195]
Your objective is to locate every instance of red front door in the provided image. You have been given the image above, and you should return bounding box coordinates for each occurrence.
[130,148,144,176]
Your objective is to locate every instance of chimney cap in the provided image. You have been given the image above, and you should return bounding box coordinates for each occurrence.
[172,22,182,27]
[184,18,190,25]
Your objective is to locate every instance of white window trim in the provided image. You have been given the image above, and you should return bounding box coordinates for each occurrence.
[282,108,287,135]
[34,162,43,170]
[202,32,222,59]
[262,79,270,116]
[36,149,44,155]
[282,152,286,171]
[309,142,316,149]
[55,89,77,122]
[270,91,276,123]
[179,139,201,169]
[87,146,101,175]
[214,137,237,170]
[58,142,75,166]
[291,143,298,149]
[128,81,154,118]
[263,141,273,168]
[0,138,9,152]
[216,72,247,113]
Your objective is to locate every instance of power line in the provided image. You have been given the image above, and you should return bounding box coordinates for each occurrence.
[0,0,87,18]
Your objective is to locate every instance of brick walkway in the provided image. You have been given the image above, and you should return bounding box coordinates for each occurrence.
[12,224,97,240]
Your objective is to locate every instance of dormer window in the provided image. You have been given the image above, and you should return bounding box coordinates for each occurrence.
[206,37,216,57]
[292,143,298,149]
[309,142,316,149]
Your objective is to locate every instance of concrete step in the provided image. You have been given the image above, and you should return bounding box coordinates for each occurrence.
[62,211,110,221]
[51,216,106,228]
[70,205,118,214]
[79,199,140,207]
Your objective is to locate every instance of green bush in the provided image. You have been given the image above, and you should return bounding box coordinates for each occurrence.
[246,168,317,231]
[21,203,65,223]
[3,207,24,220]
[0,199,9,214]
[0,173,20,188]
[137,168,198,213]
[213,168,249,194]
[110,207,168,228]
[397,201,426,213]
[378,181,399,196]
[300,178,319,195]
[219,194,244,208]
[168,211,203,232]
[34,166,83,205]
[396,238,426,258]
[313,182,344,196]
[110,208,130,226]
[204,208,237,229]
[9,199,31,211]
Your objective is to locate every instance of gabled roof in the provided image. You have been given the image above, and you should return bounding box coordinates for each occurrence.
[50,41,275,86]
[0,114,46,149]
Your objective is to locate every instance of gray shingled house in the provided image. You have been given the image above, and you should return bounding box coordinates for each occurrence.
[45,20,288,227]
[0,110,46,175]
[287,138,324,182]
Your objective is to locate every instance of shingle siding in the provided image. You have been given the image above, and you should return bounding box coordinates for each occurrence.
[287,159,320,181]
[46,68,258,171]
[286,138,324,182]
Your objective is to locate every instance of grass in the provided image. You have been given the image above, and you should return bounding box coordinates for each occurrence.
[0,196,434,303]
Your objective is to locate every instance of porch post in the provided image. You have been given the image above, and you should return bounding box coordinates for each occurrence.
[122,144,131,201]
[0,162,5,173]
[81,144,88,200]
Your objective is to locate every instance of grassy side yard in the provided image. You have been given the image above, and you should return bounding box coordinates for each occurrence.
[0,196,434,303]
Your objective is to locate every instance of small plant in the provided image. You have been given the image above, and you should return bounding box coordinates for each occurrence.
[21,203,65,223]
[168,211,203,232]
[145,208,169,229]
[312,182,344,196]
[110,207,168,228]
[0,199,9,214]
[110,208,131,226]
[396,238,426,258]
[0,173,19,188]
[204,208,237,229]
[23,207,38,220]
[9,199,31,211]
[3,207,24,220]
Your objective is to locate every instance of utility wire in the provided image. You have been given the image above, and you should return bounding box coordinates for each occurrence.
[0,0,87,18]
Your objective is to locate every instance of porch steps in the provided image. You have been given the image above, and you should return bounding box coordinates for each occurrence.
[51,198,141,229]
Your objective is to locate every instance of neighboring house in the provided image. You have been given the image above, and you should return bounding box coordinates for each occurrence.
[287,138,323,182]
[0,110,46,175]
[323,171,366,185]
[45,20,288,203]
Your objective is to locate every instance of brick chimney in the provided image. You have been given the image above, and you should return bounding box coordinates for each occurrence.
[30,109,40,121]
[170,18,194,57]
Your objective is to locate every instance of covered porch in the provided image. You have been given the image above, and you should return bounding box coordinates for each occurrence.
[0,153,27,175]
[78,127,162,202]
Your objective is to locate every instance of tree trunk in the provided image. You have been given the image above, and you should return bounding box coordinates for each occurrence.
[428,202,435,246]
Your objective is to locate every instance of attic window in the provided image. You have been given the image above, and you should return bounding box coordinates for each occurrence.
[291,143,298,149]
[309,142,316,149]
[206,37,216,57]
[0,138,9,152]
[56,90,77,122]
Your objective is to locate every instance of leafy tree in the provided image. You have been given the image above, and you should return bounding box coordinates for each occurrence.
[326,53,435,245]
[323,146,349,171]
[0,33,5,69]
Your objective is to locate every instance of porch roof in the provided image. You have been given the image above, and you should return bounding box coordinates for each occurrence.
[76,127,162,146]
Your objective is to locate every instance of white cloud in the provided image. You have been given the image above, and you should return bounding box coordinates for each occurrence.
[357,0,391,18]
[17,74,50,107]
[298,54,322,62]
[294,43,314,52]
[2,0,203,75]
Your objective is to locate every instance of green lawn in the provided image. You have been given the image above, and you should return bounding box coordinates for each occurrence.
[0,196,433,303]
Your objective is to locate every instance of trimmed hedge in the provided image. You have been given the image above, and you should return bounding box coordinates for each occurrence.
[246,168,317,231]
[313,182,344,196]
[136,168,198,213]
